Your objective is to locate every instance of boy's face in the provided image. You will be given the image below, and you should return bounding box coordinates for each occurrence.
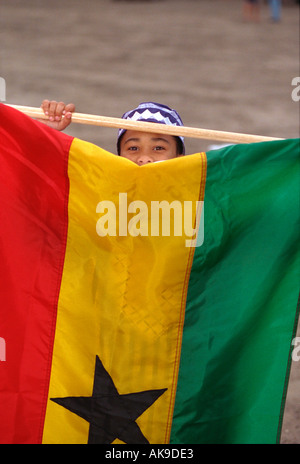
[119,130,180,165]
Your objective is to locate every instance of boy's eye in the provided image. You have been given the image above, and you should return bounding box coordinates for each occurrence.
[154,146,165,151]
[128,146,138,151]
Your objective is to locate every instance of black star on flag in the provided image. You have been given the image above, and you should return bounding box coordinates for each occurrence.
[51,356,167,444]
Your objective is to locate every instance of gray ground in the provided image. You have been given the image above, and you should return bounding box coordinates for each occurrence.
[1,0,299,444]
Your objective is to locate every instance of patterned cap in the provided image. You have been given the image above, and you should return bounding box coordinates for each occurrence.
[117,102,185,155]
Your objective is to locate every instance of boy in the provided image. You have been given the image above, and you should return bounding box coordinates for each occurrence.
[39,100,185,166]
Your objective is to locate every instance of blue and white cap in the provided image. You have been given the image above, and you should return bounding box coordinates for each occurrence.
[117,102,185,155]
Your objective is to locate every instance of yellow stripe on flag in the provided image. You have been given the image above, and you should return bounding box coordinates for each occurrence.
[42,139,206,444]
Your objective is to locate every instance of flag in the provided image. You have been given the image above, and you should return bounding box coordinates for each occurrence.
[171,136,300,444]
[0,104,299,444]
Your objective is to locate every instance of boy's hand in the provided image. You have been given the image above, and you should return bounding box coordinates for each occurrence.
[39,100,75,131]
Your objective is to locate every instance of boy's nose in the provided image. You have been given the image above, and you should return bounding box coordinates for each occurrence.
[136,154,153,165]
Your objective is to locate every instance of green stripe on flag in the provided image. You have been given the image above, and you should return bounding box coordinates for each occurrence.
[170,139,300,444]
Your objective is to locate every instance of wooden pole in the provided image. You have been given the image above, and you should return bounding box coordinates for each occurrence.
[7,104,283,144]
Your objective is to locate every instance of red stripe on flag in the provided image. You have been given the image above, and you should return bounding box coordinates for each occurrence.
[0,105,73,443]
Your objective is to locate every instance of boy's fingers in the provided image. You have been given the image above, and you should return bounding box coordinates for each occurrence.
[58,117,72,130]
[62,103,75,125]
[41,99,50,115]
[39,100,74,130]
[55,101,67,120]
[48,101,59,121]
[65,103,75,114]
